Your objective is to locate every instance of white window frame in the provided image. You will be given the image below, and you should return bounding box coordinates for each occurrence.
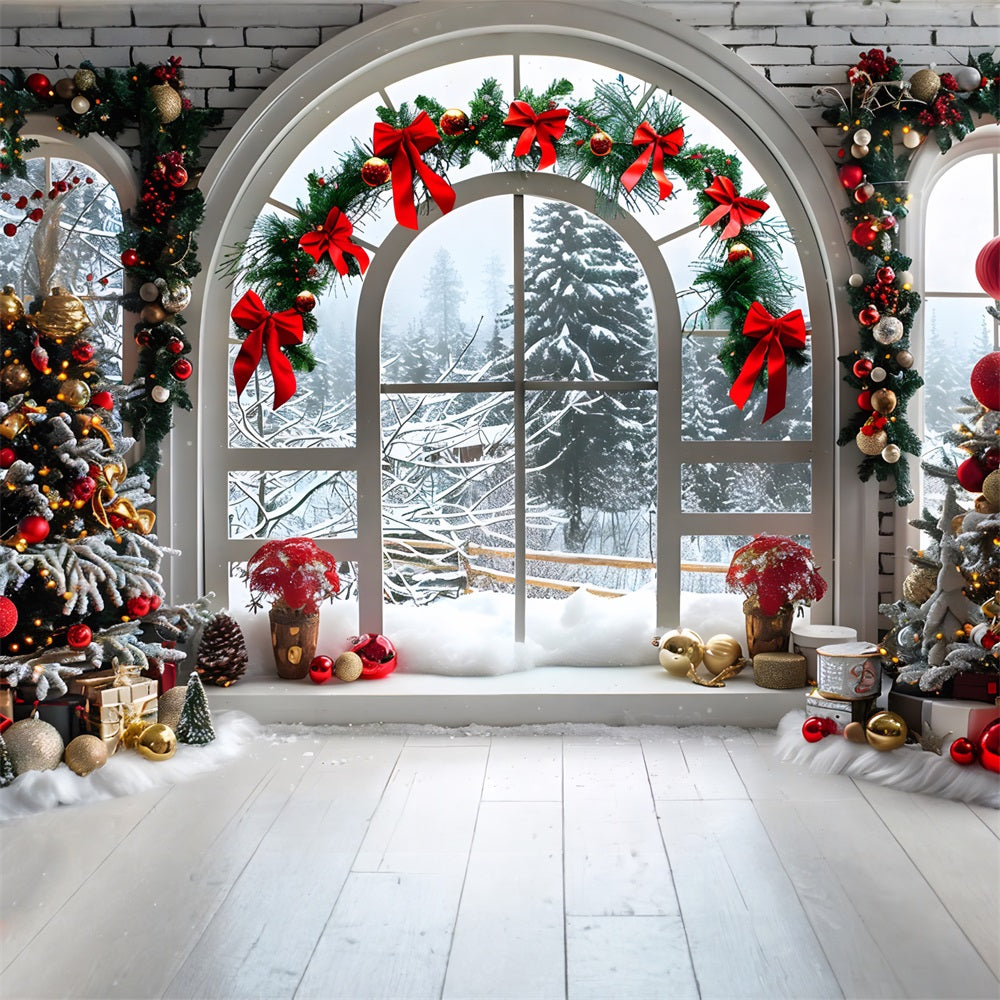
[195,1,867,643]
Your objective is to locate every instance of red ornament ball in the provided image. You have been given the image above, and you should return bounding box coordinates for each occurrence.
[0,447,16,468]
[70,476,97,502]
[294,291,316,314]
[949,737,977,766]
[121,248,139,268]
[852,357,874,378]
[589,130,613,157]
[309,655,334,684]
[970,352,1000,411]
[802,716,829,743]
[984,449,1000,471]
[726,242,754,265]
[66,623,93,649]
[858,305,881,327]
[25,73,53,98]
[438,108,470,137]
[167,166,188,188]
[857,390,872,410]
[172,358,193,381]
[18,515,50,544]
[974,236,1000,300]
[350,633,398,679]
[149,594,162,611]
[3,223,17,238]
[956,456,987,494]
[361,157,391,188]
[167,336,184,354]
[838,164,864,190]
[978,718,1000,773]
[875,266,896,285]
[851,221,880,248]
[91,390,114,410]
[71,341,95,363]
[126,595,151,618]
[0,596,17,638]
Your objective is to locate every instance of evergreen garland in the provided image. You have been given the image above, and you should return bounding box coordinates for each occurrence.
[821,49,1000,505]
[0,59,221,479]
[223,75,803,417]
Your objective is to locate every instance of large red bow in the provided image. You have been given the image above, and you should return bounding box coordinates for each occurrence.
[729,302,807,423]
[372,111,456,230]
[231,290,304,410]
[620,122,684,200]
[298,206,369,275]
[503,101,570,171]
[700,176,769,240]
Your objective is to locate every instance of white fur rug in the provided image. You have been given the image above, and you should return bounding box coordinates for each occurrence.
[776,710,1000,808]
[0,711,261,822]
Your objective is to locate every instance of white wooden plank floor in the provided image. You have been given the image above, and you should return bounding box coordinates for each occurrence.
[1,726,997,1000]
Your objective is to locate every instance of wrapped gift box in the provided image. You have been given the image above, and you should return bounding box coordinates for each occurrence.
[951,672,999,704]
[805,691,877,733]
[888,684,998,743]
[68,670,158,751]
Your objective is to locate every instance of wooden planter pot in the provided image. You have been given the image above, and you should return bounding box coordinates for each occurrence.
[743,599,794,657]
[269,605,320,679]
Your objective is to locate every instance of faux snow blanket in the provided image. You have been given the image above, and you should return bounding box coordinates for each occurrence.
[776,710,999,809]
[0,710,261,822]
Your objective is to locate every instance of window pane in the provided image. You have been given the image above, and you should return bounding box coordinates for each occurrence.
[383,197,513,384]
[227,470,357,539]
[382,391,517,605]
[681,462,811,513]
[523,197,655,381]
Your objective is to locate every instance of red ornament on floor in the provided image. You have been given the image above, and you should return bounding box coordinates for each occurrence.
[0,596,17,638]
[309,655,334,684]
[351,633,398,679]
[949,737,977,766]
[802,716,829,743]
[977,719,1000,773]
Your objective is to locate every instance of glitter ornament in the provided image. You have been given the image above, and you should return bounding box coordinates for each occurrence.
[64,734,109,776]
[5,717,64,774]
[73,68,96,91]
[908,68,942,103]
[334,651,364,682]
[0,596,17,637]
[856,428,888,455]
[970,352,1000,411]
[438,109,470,136]
[873,316,904,344]
[157,686,187,732]
[151,83,183,124]
[361,157,391,187]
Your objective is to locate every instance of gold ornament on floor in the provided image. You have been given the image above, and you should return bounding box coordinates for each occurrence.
[702,634,742,675]
[438,108,470,136]
[0,284,25,329]
[902,566,938,605]
[157,685,187,732]
[135,723,177,761]
[856,428,888,455]
[865,710,908,751]
[908,68,941,103]
[335,651,364,682]
[843,721,867,743]
[655,628,705,677]
[29,286,91,339]
[64,734,109,776]
[4,717,64,775]
[151,83,183,124]
[1,362,31,393]
[361,156,391,188]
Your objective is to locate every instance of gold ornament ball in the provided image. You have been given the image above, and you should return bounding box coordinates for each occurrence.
[438,108,470,136]
[334,651,364,682]
[902,566,938,604]
[981,470,1000,509]
[54,77,76,100]
[161,282,191,314]
[871,388,897,415]
[136,723,177,761]
[73,68,96,92]
[30,286,91,339]
[1,362,31,393]
[702,634,742,675]
[895,349,913,369]
[975,494,999,514]
[361,156,391,188]
[659,648,694,677]
[908,68,942,103]
[140,303,167,325]
[856,428,888,455]
[5,717,65,775]
[150,83,183,124]
[865,711,908,751]
[58,378,91,410]
[64,734,109,776]
[70,95,91,115]
[659,628,704,668]
[0,284,25,329]
[843,721,867,743]
[157,685,187,732]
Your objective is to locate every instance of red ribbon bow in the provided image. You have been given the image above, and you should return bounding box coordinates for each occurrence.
[729,302,807,423]
[503,101,570,171]
[298,206,370,275]
[700,175,770,240]
[372,111,456,230]
[620,122,684,200]
[231,290,305,410]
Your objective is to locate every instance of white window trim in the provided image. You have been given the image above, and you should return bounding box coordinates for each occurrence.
[194,1,869,641]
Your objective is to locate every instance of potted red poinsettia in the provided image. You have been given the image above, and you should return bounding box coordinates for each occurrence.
[725,535,827,656]
[246,537,340,679]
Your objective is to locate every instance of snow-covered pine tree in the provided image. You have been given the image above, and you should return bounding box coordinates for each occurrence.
[175,670,215,745]
[0,731,14,787]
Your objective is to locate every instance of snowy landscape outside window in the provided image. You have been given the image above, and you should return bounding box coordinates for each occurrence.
[221,49,826,670]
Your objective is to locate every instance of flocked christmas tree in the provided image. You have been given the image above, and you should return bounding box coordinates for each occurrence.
[175,670,215,746]
[0,731,14,787]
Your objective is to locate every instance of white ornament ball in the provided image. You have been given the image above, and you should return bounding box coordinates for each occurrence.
[873,316,904,344]
[849,273,864,288]
[898,270,915,289]
[881,443,901,463]
[70,95,90,115]
[870,366,887,383]
[151,385,170,403]
[853,128,872,146]
[139,282,160,302]
[954,65,982,92]
[902,129,922,149]
[851,143,870,159]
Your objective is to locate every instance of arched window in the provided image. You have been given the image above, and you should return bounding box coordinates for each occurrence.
[201,5,848,666]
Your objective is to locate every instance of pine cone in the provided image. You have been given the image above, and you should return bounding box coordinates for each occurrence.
[196,613,248,687]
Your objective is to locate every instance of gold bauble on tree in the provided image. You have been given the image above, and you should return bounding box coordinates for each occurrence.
[902,566,938,605]
[73,68,96,92]
[1,362,31,393]
[981,470,1000,510]
[865,710,908,751]
[29,287,92,340]
[702,634,742,675]
[856,428,888,455]
[5,717,64,774]
[0,284,25,329]
[140,303,168,325]
[438,108,470,136]
[908,68,942,103]
[58,378,91,410]
[135,723,177,761]
[150,83,183,124]
[361,156,391,187]
[64,734,109,776]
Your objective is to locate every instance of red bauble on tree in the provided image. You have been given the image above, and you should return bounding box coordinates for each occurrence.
[91,390,113,410]
[0,447,16,468]
[852,357,873,378]
[71,341,95,363]
[0,596,17,638]
[858,305,881,327]
[350,633,398,679]
[838,164,864,189]
[17,515,50,544]
[361,157,391,188]
[956,457,987,494]
[25,73,53,98]
[121,248,139,268]
[589,130,613,157]
[172,358,193,380]
[970,352,1000,411]
[126,595,151,618]
[851,220,880,248]
[66,623,93,649]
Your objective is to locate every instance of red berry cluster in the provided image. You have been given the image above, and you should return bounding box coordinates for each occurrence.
[866,283,899,314]
[150,55,183,86]
[917,92,963,127]
[141,150,187,224]
[853,48,899,82]
[1,173,94,237]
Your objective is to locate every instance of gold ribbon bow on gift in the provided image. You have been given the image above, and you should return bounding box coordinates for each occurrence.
[91,461,156,534]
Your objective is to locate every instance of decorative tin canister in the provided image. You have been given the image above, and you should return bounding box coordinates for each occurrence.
[816,641,881,700]
[791,623,858,684]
